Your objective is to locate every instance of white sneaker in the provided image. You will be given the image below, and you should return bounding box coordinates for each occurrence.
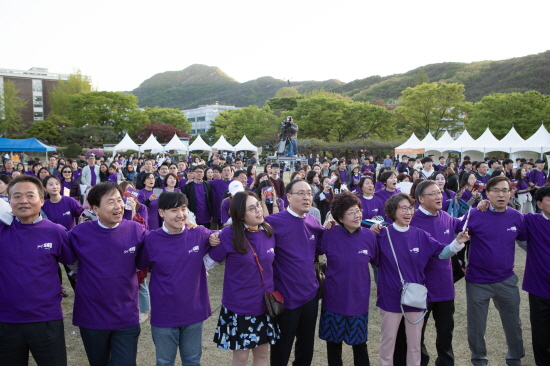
[139,312,149,324]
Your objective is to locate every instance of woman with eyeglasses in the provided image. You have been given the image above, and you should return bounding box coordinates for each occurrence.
[371,193,469,366]
[209,191,280,366]
[60,166,82,201]
[318,192,378,366]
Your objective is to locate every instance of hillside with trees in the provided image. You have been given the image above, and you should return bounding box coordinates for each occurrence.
[129,51,550,109]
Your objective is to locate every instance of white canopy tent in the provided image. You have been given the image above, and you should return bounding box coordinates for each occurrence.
[484,126,525,154]
[420,132,437,146]
[164,133,188,153]
[394,133,423,155]
[140,134,165,154]
[211,135,235,151]
[425,131,455,154]
[233,135,259,154]
[461,127,500,155]
[188,135,212,152]
[512,124,550,157]
[111,133,140,152]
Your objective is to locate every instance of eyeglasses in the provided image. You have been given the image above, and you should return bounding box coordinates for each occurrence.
[289,191,313,197]
[489,188,511,194]
[397,205,415,212]
[247,202,263,213]
[422,191,442,197]
[345,210,362,218]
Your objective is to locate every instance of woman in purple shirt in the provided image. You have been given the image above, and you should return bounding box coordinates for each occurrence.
[25,162,42,177]
[431,171,455,213]
[60,165,82,201]
[138,172,158,206]
[318,192,378,366]
[514,167,534,213]
[358,175,386,220]
[210,191,280,366]
[107,164,118,183]
[457,171,481,208]
[163,173,181,192]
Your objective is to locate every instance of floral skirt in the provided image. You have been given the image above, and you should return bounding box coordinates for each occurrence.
[213,306,280,350]
[319,309,369,345]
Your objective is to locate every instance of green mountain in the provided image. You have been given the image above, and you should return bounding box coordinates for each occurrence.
[130,51,550,109]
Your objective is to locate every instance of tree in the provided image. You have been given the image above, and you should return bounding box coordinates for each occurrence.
[66,91,149,134]
[143,107,191,132]
[415,67,430,85]
[50,70,93,116]
[211,105,279,146]
[265,96,302,115]
[395,82,470,139]
[133,123,184,144]
[0,81,27,137]
[62,125,115,147]
[466,91,550,139]
[274,87,300,98]
[25,119,60,144]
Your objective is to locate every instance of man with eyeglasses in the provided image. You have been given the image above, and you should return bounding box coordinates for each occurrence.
[464,176,526,366]
[264,180,324,366]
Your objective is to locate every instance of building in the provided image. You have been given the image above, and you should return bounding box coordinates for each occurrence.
[0,67,72,124]
[183,103,240,135]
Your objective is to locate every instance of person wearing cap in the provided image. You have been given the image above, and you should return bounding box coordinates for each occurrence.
[81,154,101,188]
[330,158,339,171]
[527,159,548,213]
[220,180,246,226]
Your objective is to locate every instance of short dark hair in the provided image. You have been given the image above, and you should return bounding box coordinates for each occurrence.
[320,159,328,164]
[271,163,280,169]
[158,191,188,209]
[421,157,433,164]
[490,170,504,178]
[8,175,44,199]
[141,172,156,184]
[234,158,242,163]
[233,170,247,178]
[285,179,307,194]
[379,170,396,184]
[330,191,362,226]
[415,180,438,200]
[488,159,498,168]
[485,176,511,192]
[190,165,205,172]
[502,159,513,166]
[463,160,472,167]
[360,175,375,188]
[475,161,487,169]
[439,156,445,160]
[87,182,123,208]
[385,193,415,221]
[163,173,178,187]
[536,186,550,202]
[212,165,222,173]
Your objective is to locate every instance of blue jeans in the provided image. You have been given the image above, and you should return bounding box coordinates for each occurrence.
[151,322,203,366]
[290,139,298,156]
[139,281,150,313]
[79,325,140,366]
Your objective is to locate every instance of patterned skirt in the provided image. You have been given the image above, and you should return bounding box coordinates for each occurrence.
[213,306,280,350]
[319,309,369,345]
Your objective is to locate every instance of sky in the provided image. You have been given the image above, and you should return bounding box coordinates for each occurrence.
[2,0,548,92]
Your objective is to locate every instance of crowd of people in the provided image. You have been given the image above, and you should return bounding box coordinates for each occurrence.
[0,150,549,366]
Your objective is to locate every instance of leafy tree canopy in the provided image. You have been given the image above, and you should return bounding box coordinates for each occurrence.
[50,70,93,116]
[143,107,191,132]
[25,119,60,144]
[0,81,26,137]
[133,123,184,144]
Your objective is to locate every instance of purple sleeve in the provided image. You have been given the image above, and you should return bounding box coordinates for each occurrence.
[221,199,230,224]
[70,197,85,218]
[136,239,151,270]
[137,204,149,230]
[277,198,285,212]
[58,229,76,265]
[516,213,527,241]
[208,228,231,262]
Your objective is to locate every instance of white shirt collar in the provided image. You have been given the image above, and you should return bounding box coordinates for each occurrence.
[542,213,549,221]
[287,207,306,218]
[15,215,43,224]
[419,205,438,216]
[98,220,120,229]
[362,195,374,200]
[162,222,185,235]
[392,223,409,232]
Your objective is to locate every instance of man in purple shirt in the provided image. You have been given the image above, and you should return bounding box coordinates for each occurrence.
[0,175,73,365]
[182,165,213,228]
[265,180,324,366]
[465,176,526,366]
[527,159,548,213]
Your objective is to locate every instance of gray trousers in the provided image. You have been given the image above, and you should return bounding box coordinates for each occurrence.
[466,274,524,366]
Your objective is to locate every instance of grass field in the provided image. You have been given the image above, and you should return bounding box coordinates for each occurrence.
[29,246,534,366]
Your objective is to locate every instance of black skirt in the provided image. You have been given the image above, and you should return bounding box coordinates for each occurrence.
[213,306,280,350]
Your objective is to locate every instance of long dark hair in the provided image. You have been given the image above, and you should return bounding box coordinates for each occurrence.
[230,191,273,254]
[430,171,451,199]
[514,167,526,187]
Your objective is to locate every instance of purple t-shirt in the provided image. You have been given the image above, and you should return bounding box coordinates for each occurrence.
[209,179,232,221]
[0,219,72,323]
[318,226,378,316]
[209,226,276,316]
[90,165,97,186]
[123,203,149,230]
[376,225,446,313]
[138,188,154,204]
[264,210,324,309]
[527,169,547,187]
[147,198,161,230]
[221,198,230,224]
[522,213,550,300]
[42,196,84,231]
[178,178,188,190]
[374,181,385,192]
[349,174,362,193]
[137,226,213,327]
[465,208,526,284]
[108,173,118,183]
[410,210,462,302]
[361,165,375,176]
[247,176,254,188]
[66,220,147,329]
[358,195,385,220]
[441,190,456,213]
[193,182,210,225]
[338,170,347,184]
[73,169,82,182]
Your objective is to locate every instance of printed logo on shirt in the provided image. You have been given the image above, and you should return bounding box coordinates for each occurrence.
[37,243,53,250]
[267,248,275,254]
[188,245,199,254]
[507,226,517,232]
[124,246,136,254]
[309,235,315,240]
[372,209,379,212]
[443,229,450,235]
[358,250,369,256]
[62,211,71,216]
[410,248,419,253]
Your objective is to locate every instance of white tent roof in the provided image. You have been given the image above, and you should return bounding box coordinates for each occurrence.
[485,126,525,153]
[188,135,212,152]
[512,124,550,154]
[164,133,188,152]
[233,135,258,152]
[211,135,234,151]
[463,127,500,154]
[447,129,475,152]
[420,132,437,146]
[112,133,139,152]
[140,134,164,152]
[394,133,423,154]
[425,131,455,153]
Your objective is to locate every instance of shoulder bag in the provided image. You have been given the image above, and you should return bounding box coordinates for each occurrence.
[386,228,428,324]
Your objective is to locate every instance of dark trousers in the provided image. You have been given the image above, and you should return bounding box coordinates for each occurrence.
[79,325,140,366]
[57,265,76,291]
[393,319,407,366]
[270,295,319,366]
[0,320,67,366]
[326,341,370,366]
[420,300,455,366]
[529,293,550,366]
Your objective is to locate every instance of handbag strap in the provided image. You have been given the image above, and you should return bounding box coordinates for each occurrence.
[246,237,270,295]
[386,227,405,285]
